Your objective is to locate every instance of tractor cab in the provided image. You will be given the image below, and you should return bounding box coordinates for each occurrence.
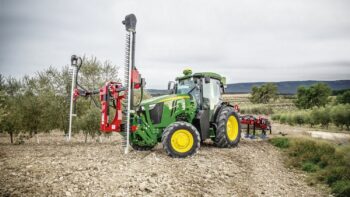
[169,69,227,122]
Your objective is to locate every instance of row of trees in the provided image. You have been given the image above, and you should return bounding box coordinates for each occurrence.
[271,104,350,130]
[250,82,350,130]
[250,82,350,107]
[0,57,119,143]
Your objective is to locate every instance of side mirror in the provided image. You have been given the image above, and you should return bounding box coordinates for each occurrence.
[221,86,225,94]
[168,81,175,94]
[205,77,210,84]
[141,78,146,88]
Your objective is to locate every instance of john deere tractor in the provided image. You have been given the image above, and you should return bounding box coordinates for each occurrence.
[70,14,241,158]
[130,69,242,157]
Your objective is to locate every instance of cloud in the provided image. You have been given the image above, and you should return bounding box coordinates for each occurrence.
[0,0,350,89]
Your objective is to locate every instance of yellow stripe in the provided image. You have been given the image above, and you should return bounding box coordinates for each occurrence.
[160,96,190,103]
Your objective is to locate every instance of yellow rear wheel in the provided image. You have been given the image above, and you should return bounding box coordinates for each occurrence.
[226,115,239,141]
[214,106,241,148]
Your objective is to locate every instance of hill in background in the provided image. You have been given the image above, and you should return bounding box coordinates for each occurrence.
[226,80,350,94]
[147,80,350,95]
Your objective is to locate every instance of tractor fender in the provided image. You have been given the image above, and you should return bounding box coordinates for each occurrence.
[212,102,235,123]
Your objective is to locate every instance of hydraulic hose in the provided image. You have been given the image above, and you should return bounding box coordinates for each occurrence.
[133,83,144,108]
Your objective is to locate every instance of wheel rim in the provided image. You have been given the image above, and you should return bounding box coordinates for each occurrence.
[171,129,194,153]
[227,116,239,141]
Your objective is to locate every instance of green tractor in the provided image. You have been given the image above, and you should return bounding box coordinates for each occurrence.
[130,69,242,157]
[69,14,241,158]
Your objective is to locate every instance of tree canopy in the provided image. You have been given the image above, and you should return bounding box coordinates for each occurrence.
[0,56,120,143]
[295,83,331,109]
[249,83,278,104]
[336,90,350,104]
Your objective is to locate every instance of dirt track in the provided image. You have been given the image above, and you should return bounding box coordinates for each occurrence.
[272,123,350,144]
[0,133,325,197]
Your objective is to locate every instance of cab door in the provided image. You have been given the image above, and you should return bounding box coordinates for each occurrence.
[202,78,222,120]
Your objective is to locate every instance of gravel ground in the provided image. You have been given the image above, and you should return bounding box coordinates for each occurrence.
[0,133,326,197]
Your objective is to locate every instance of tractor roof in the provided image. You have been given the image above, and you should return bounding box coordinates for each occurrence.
[176,72,226,85]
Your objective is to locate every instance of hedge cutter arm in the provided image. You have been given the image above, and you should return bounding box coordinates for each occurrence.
[68,14,144,155]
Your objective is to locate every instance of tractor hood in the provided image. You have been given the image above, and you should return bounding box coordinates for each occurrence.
[140,94,190,106]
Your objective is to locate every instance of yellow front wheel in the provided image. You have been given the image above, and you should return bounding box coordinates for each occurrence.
[170,129,194,153]
[162,122,200,158]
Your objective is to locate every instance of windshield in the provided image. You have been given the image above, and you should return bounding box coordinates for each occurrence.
[176,78,195,94]
[176,78,201,108]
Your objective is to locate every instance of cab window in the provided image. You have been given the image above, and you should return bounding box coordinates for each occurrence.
[202,79,221,111]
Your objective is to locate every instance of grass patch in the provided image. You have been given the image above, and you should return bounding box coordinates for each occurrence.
[331,180,350,197]
[269,137,290,149]
[269,137,350,197]
[302,162,319,172]
[240,105,274,115]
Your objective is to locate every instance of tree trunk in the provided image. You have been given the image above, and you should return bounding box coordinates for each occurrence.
[85,132,88,143]
[10,132,13,144]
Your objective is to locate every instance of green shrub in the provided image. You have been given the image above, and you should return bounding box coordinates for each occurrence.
[274,137,350,197]
[336,90,350,104]
[331,180,350,197]
[310,108,321,126]
[310,107,331,128]
[331,104,350,130]
[331,105,347,129]
[320,107,332,128]
[303,112,311,125]
[77,108,101,143]
[240,105,274,115]
[269,137,290,149]
[271,114,280,121]
[280,115,287,124]
[286,114,294,126]
[302,162,319,172]
[293,112,307,126]
[287,139,335,168]
[322,166,349,185]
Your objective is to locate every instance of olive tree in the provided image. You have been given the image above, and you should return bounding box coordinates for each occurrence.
[250,83,278,104]
[0,76,23,143]
[336,90,350,104]
[295,83,331,109]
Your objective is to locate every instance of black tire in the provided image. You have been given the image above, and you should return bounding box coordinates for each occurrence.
[130,142,155,151]
[214,106,241,148]
[161,121,200,158]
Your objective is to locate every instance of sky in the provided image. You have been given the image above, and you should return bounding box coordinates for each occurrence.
[0,0,350,89]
